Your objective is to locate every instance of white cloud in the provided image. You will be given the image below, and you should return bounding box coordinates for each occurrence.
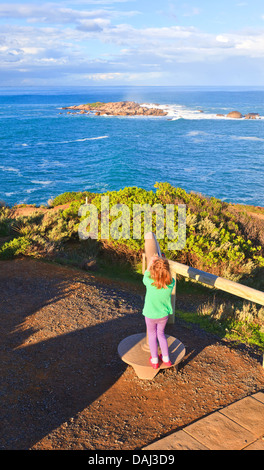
[87,72,122,80]
[216,35,230,43]
[77,18,111,31]
[0,4,114,23]
[0,3,139,24]
[0,1,264,85]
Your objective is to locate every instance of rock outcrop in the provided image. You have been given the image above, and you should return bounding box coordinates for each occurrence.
[62,101,167,117]
[245,113,260,120]
[226,111,261,119]
[226,111,243,119]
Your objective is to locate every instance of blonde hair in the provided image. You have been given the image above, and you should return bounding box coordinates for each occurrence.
[149,257,172,289]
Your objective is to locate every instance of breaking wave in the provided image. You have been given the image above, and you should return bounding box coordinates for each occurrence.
[143,103,264,121]
[36,136,109,145]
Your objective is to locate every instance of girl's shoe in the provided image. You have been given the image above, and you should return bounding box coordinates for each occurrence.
[159,354,172,367]
[149,357,159,369]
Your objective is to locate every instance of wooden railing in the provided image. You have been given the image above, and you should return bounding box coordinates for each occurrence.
[142,255,264,324]
[168,259,264,313]
[166,260,264,367]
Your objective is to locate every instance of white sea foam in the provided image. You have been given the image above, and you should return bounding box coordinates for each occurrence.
[187,131,210,137]
[186,130,212,143]
[231,136,264,142]
[36,135,109,146]
[31,180,52,185]
[40,160,67,168]
[183,167,197,172]
[142,103,222,120]
[0,165,22,175]
[25,188,38,193]
[142,102,264,121]
[74,136,108,142]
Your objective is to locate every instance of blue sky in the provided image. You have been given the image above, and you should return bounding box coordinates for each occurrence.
[0,0,264,86]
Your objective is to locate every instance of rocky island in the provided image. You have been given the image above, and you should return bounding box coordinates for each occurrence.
[62,101,167,117]
[61,101,262,120]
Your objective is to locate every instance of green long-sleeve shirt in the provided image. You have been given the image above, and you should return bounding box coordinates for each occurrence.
[142,270,175,319]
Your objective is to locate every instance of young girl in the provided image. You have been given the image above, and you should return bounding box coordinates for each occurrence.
[143,254,175,369]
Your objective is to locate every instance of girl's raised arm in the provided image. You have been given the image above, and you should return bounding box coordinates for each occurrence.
[147,254,159,271]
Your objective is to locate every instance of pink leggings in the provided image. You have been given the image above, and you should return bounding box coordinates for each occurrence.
[145,316,169,359]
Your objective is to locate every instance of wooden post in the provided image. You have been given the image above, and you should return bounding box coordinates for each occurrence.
[142,253,146,274]
[168,270,177,324]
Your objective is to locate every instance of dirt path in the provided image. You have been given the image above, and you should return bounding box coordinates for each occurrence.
[0,258,263,450]
[8,203,70,219]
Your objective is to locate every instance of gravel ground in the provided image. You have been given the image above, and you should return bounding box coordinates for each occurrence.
[0,258,263,450]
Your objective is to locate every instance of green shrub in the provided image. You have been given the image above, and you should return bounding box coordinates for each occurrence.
[0,218,11,237]
[0,207,12,236]
[42,183,264,279]
[2,183,264,285]
[0,236,31,259]
[50,191,92,207]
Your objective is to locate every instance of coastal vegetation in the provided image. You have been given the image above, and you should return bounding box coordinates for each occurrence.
[84,102,105,107]
[1,183,264,350]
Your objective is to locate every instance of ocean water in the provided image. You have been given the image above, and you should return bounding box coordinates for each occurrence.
[0,86,264,207]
